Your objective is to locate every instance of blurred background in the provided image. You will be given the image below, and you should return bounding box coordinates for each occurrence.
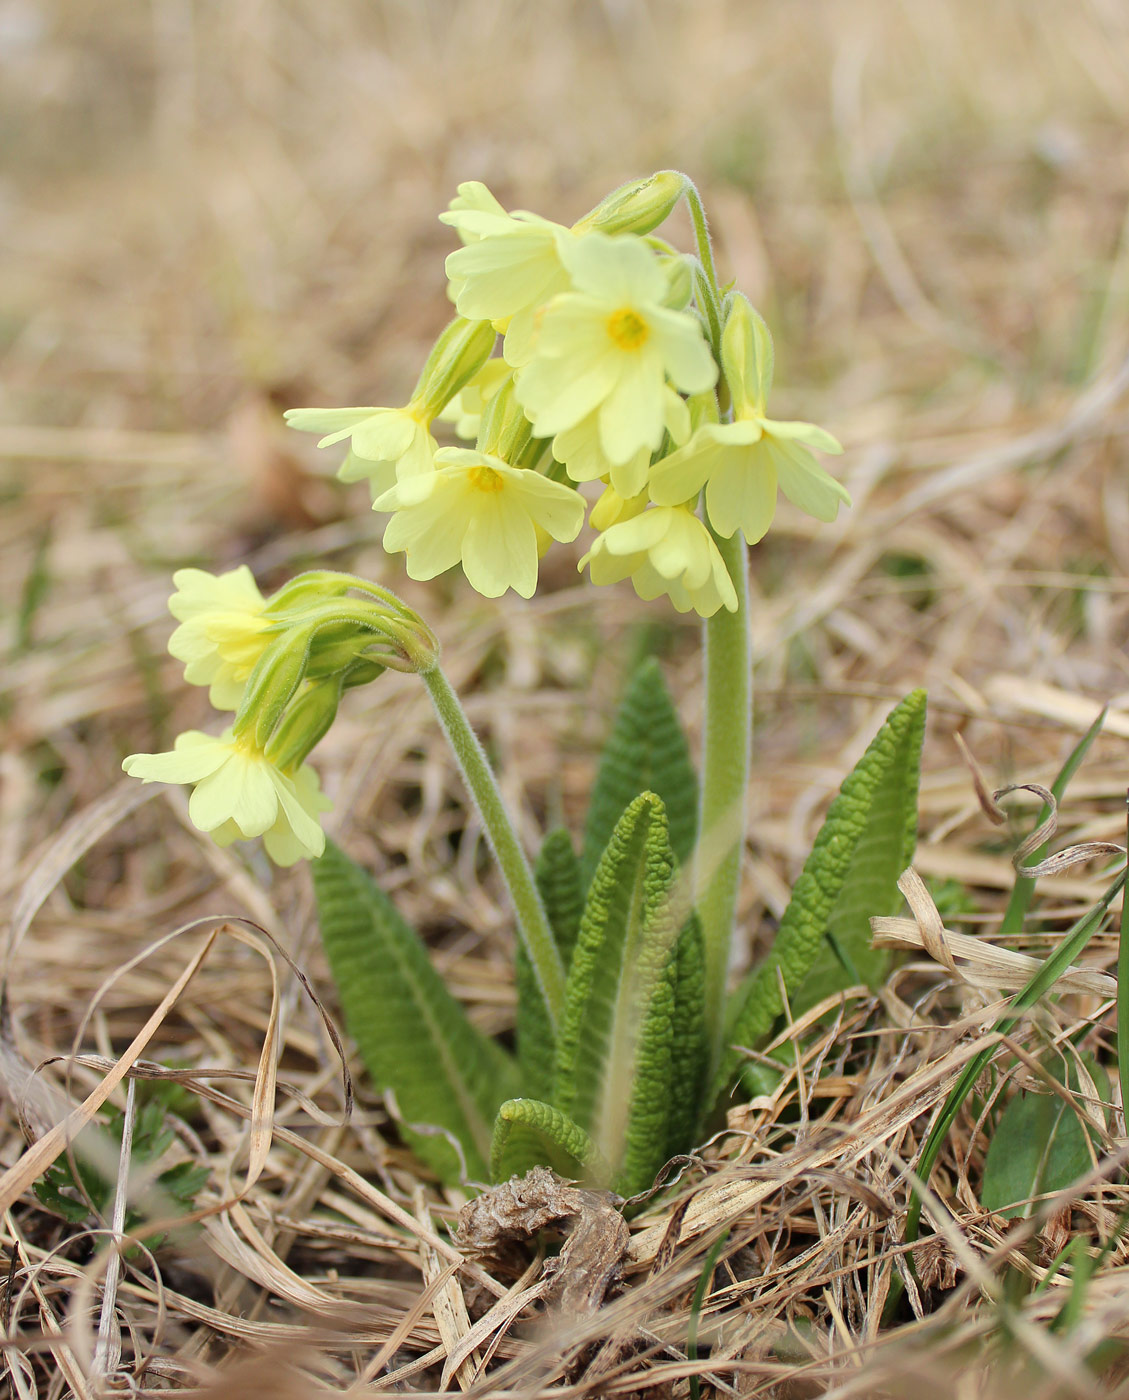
[1,0,1128,1051]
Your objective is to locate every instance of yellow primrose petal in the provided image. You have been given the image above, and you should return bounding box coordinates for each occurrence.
[758,432,851,523]
[589,484,648,532]
[166,567,273,710]
[583,505,737,617]
[445,222,572,324]
[378,450,582,598]
[189,747,277,836]
[123,730,232,786]
[515,232,715,465]
[265,764,330,863]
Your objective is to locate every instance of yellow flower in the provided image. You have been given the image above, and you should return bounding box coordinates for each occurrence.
[123,730,329,865]
[375,448,585,599]
[551,386,690,499]
[648,296,848,542]
[579,504,738,618]
[285,405,436,501]
[167,567,274,710]
[515,233,716,468]
[442,183,574,366]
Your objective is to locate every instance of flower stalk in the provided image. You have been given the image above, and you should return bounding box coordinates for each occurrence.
[698,520,751,1069]
[419,662,566,1028]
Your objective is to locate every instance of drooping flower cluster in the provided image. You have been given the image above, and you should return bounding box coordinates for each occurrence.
[286,171,850,616]
[124,568,438,864]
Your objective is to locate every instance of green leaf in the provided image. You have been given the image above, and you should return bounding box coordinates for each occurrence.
[555,792,682,1195]
[515,828,584,1101]
[665,912,709,1159]
[581,658,698,890]
[999,705,1108,937]
[313,841,519,1183]
[490,1098,605,1182]
[981,1055,1107,1219]
[790,691,927,1013]
[717,689,927,1100]
[536,826,585,962]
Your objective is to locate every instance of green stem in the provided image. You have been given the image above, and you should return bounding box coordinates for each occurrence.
[421,663,566,1028]
[684,180,724,359]
[698,530,751,1072]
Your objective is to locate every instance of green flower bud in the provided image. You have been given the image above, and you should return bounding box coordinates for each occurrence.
[476,377,534,465]
[686,388,720,433]
[265,572,352,619]
[413,317,498,420]
[657,252,693,309]
[233,625,316,750]
[264,677,344,772]
[720,293,774,419]
[574,170,687,237]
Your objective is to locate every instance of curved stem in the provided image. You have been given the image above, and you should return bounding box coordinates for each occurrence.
[698,531,751,1074]
[421,663,565,1028]
[684,180,723,358]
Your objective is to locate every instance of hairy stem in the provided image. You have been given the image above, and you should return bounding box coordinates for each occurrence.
[421,663,565,1027]
[698,530,752,1071]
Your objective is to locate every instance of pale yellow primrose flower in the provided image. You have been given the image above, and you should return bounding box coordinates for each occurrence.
[515,233,716,468]
[375,447,585,599]
[436,358,512,441]
[580,504,738,618]
[442,184,574,366]
[285,405,436,502]
[551,385,691,500]
[167,566,274,710]
[649,296,849,543]
[122,730,329,866]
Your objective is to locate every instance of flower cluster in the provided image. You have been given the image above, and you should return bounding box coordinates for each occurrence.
[124,568,437,864]
[287,172,849,616]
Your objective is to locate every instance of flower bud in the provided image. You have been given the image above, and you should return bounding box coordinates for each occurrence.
[720,293,774,418]
[413,317,498,420]
[657,251,692,309]
[476,377,534,465]
[686,388,720,434]
[232,626,316,750]
[574,171,687,237]
[264,677,343,772]
[265,571,352,619]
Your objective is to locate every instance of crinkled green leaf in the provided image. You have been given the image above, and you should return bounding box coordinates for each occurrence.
[717,690,927,1101]
[981,1055,1108,1219]
[665,911,709,1159]
[555,792,682,1194]
[313,841,518,1183]
[581,658,698,890]
[789,690,927,1013]
[490,1098,604,1183]
[515,828,584,1100]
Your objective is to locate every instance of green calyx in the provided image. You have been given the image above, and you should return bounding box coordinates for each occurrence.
[415,316,498,421]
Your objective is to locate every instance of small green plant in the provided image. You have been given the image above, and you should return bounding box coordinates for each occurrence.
[122,173,927,1194]
[35,1079,207,1248]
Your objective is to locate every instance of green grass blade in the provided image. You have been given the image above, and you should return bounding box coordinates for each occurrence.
[905,865,1127,1250]
[999,705,1108,937]
[715,690,927,1101]
[491,1098,605,1182]
[313,841,519,1183]
[581,658,698,890]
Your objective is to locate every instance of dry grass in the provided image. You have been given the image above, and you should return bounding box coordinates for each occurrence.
[2,0,1129,1393]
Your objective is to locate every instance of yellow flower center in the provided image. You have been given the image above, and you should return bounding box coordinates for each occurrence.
[606,308,649,352]
[469,465,505,492]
